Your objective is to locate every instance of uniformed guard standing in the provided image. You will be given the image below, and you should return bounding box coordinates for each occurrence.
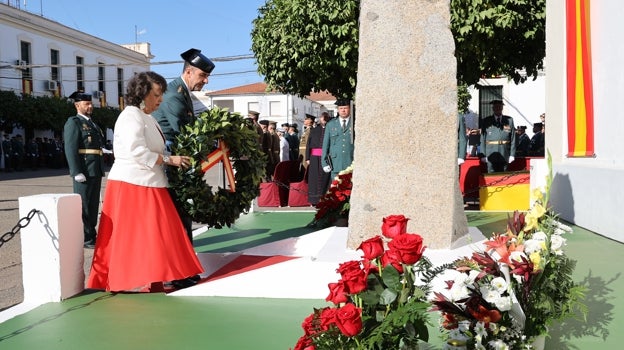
[63,91,105,248]
[479,99,516,173]
[322,99,355,186]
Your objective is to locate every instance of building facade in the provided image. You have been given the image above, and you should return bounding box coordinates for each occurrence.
[0,3,150,107]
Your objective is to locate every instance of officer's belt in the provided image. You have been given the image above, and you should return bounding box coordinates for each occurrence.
[79,149,103,155]
[486,141,510,145]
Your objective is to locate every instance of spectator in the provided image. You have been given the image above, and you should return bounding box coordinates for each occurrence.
[529,122,545,157]
[514,126,531,157]
[307,112,331,204]
[277,127,290,162]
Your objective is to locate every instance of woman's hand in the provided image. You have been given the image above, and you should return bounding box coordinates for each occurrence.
[170,155,191,169]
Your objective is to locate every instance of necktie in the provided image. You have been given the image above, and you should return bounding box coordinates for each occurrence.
[342,119,347,132]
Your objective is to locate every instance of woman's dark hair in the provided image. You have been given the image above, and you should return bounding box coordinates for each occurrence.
[124,71,167,107]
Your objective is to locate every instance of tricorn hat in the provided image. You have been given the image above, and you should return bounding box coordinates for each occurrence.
[258,120,269,126]
[69,91,92,102]
[489,99,504,105]
[181,48,215,74]
[335,99,351,106]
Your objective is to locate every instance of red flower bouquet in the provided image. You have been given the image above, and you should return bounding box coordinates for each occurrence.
[312,165,353,228]
[292,215,431,350]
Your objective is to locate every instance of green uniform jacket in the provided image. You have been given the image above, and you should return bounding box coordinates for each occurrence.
[63,115,105,177]
[322,117,354,180]
[480,114,516,172]
[152,77,194,143]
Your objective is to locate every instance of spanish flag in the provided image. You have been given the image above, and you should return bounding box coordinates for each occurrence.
[566,0,595,157]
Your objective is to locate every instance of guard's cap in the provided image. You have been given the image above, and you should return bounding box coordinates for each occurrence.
[69,91,92,102]
[489,99,504,105]
[248,110,260,117]
[258,120,269,126]
[335,99,351,106]
[181,48,215,74]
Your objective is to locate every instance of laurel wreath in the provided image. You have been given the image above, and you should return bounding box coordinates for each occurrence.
[169,107,266,229]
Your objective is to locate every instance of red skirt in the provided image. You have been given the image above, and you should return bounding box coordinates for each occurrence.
[87,180,203,291]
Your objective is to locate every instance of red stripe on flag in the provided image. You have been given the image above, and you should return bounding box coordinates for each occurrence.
[566,0,595,157]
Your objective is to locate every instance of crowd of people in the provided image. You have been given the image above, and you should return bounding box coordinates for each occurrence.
[0,134,65,172]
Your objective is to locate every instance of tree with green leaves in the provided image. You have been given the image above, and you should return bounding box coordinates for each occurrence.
[251,0,545,103]
[251,0,359,100]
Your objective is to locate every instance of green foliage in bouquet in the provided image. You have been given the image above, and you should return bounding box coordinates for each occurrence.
[169,107,266,228]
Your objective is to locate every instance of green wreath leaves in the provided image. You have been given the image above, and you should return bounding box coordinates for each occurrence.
[170,107,266,228]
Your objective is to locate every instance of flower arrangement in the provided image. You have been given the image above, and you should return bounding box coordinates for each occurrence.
[293,214,432,350]
[312,164,353,228]
[431,159,586,349]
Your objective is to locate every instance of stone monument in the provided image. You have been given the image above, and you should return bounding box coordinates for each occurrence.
[348,0,468,249]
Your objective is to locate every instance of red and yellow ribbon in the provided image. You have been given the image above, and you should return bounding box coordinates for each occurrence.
[201,140,236,192]
[566,0,595,157]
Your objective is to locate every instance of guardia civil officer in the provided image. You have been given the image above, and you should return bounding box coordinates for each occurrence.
[63,91,105,248]
[152,48,215,288]
[322,99,355,185]
[479,100,516,173]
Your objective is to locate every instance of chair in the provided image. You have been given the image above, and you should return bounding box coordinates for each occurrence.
[257,161,299,207]
[288,165,311,207]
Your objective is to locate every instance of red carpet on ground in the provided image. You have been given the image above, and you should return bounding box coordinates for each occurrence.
[201,255,300,283]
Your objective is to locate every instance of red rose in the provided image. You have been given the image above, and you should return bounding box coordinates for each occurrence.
[319,307,337,331]
[382,215,410,239]
[301,312,316,335]
[334,303,362,337]
[388,233,426,264]
[357,235,385,260]
[326,281,348,305]
[292,335,314,350]
[336,261,367,294]
[381,249,404,273]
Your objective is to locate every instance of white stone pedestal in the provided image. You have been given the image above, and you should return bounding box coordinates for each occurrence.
[19,193,85,303]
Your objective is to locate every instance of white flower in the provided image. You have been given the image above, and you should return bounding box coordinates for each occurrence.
[474,343,486,350]
[494,295,513,311]
[186,198,194,205]
[532,231,547,241]
[524,239,545,254]
[489,339,510,350]
[490,277,508,294]
[554,221,573,235]
[480,285,501,304]
[474,321,488,338]
[550,234,566,254]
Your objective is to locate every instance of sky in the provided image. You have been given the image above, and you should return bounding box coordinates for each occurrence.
[19,0,267,91]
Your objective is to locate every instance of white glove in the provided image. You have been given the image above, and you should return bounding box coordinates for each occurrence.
[457,158,465,165]
[323,165,332,173]
[74,173,87,183]
[102,148,113,154]
[508,156,515,163]
[480,157,487,163]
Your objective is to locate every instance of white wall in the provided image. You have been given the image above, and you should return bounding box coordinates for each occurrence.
[0,4,149,105]
[546,0,624,242]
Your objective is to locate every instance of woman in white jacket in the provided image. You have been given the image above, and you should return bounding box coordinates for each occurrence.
[87,71,203,292]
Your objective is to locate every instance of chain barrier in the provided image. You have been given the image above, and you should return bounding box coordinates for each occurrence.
[0,208,40,249]
[265,178,309,194]
[462,169,530,198]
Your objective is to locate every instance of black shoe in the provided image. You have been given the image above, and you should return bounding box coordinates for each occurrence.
[84,239,96,249]
[189,274,201,282]
[171,278,196,289]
